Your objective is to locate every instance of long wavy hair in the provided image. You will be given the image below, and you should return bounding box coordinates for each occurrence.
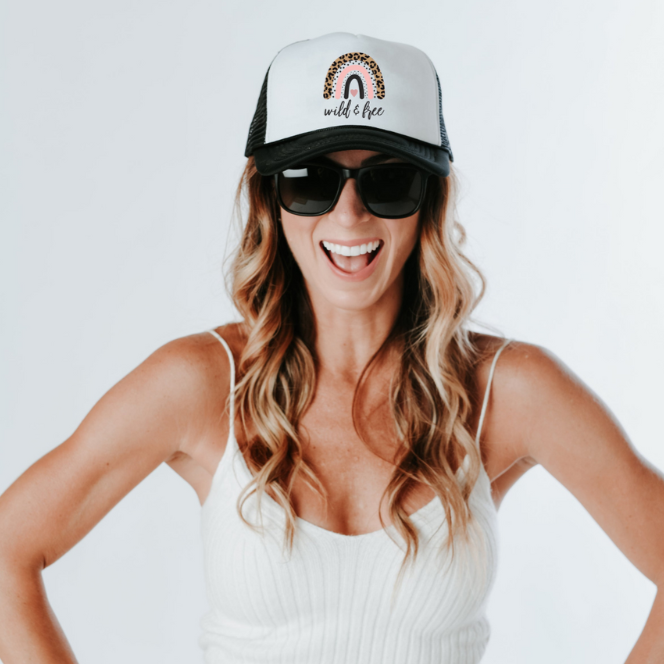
[228,155,492,595]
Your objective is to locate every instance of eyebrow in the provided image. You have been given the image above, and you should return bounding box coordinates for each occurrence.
[314,153,402,167]
[361,153,400,166]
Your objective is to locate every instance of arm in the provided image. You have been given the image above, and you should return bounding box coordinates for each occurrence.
[486,342,664,662]
[0,333,228,663]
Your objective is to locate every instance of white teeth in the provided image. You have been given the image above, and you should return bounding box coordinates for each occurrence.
[322,240,381,256]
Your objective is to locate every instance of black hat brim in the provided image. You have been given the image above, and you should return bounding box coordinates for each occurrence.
[252,126,451,177]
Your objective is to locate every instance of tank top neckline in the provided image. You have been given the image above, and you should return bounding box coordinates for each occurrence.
[229,424,473,541]
[204,328,510,541]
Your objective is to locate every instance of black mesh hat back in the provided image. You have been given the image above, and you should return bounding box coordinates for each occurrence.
[245,68,270,158]
[435,72,453,162]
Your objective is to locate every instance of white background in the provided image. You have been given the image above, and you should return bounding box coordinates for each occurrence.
[1,1,663,662]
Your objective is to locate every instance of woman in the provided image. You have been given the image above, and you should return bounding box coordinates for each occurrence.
[0,32,662,664]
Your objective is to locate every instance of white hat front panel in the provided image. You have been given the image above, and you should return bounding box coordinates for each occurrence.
[264,33,442,148]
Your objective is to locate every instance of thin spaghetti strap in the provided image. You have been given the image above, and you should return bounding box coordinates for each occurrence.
[475,338,512,446]
[206,329,236,439]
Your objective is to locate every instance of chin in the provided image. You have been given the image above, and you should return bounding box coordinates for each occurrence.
[322,291,382,312]
[309,275,396,313]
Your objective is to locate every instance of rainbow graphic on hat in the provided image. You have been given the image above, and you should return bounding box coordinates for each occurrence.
[323,52,386,100]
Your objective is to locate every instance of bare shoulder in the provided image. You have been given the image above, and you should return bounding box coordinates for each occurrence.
[470,333,664,585]
[208,321,249,366]
[128,328,235,440]
[468,331,570,465]
[161,323,249,503]
[467,332,563,505]
[151,321,249,407]
[470,334,603,464]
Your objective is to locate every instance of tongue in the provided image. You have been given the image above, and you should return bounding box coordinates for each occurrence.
[329,251,370,273]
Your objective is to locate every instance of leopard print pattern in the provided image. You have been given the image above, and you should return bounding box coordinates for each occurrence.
[323,52,385,100]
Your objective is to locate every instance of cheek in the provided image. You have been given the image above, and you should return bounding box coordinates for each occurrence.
[390,219,420,265]
[279,214,316,271]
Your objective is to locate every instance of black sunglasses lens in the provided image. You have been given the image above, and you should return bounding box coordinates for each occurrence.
[360,166,424,217]
[278,165,340,215]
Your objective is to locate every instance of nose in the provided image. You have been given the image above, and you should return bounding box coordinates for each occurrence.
[328,177,371,227]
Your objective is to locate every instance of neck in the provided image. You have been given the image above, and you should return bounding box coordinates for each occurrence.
[309,274,404,384]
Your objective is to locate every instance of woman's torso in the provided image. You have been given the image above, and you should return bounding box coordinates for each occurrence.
[193,325,516,663]
[168,323,532,528]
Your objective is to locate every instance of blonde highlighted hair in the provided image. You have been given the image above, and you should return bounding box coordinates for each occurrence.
[228,156,492,593]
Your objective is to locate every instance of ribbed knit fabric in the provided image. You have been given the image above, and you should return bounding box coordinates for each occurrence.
[199,331,510,663]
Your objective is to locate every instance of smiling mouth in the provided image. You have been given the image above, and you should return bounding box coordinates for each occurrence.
[320,240,383,274]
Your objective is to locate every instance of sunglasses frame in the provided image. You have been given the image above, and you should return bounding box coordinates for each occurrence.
[273,161,434,220]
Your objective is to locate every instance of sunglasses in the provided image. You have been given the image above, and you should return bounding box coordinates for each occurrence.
[274,161,433,219]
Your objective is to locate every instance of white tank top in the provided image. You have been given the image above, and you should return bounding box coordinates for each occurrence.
[199,330,510,664]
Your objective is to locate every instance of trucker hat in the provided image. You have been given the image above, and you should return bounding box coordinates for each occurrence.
[244,32,454,177]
